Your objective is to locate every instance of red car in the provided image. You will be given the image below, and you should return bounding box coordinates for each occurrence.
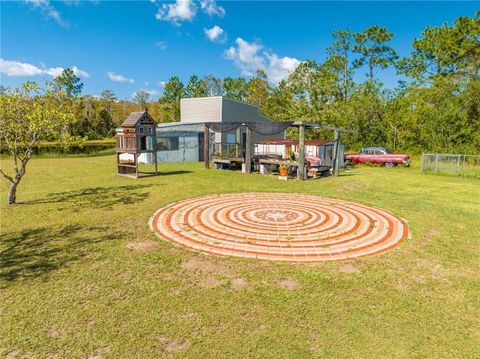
[345,147,410,167]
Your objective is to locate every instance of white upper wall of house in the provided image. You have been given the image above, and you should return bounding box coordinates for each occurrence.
[180,96,223,123]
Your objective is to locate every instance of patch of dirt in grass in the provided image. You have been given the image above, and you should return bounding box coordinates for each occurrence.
[197,275,225,289]
[230,277,249,290]
[393,259,450,291]
[338,264,359,273]
[335,288,356,298]
[47,327,64,339]
[168,288,181,296]
[125,240,158,252]
[87,347,111,359]
[5,350,32,359]
[468,327,480,340]
[156,336,189,353]
[83,320,96,328]
[181,256,236,277]
[276,278,302,290]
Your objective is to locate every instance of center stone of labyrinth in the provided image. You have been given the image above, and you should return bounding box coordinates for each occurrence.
[150,193,409,263]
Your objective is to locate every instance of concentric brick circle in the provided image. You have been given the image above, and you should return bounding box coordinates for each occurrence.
[149,193,409,262]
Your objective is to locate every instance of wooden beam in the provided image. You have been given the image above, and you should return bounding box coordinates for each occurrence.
[154,151,158,175]
[297,124,305,180]
[245,126,252,174]
[204,124,210,169]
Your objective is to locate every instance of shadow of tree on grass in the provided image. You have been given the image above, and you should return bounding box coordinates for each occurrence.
[25,184,154,210]
[157,170,192,176]
[0,224,123,287]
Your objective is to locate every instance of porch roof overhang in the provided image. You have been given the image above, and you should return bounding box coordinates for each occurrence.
[204,121,357,134]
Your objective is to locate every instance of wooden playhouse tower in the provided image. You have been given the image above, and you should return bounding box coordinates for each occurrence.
[116,111,158,178]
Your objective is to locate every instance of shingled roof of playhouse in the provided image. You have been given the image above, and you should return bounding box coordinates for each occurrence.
[121,111,156,127]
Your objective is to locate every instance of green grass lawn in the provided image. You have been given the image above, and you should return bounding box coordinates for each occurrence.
[1,156,479,358]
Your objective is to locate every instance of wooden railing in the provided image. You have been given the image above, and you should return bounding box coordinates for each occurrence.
[116,135,137,152]
[213,143,242,159]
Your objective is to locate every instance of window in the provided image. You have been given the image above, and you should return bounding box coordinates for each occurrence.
[157,137,179,151]
[139,127,145,134]
[226,133,236,144]
[148,127,153,134]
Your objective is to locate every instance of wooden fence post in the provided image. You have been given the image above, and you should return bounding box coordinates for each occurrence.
[434,153,439,174]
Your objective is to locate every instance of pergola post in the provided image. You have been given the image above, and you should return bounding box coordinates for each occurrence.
[297,124,305,180]
[332,130,340,176]
[245,126,252,174]
[236,126,242,158]
[204,124,210,169]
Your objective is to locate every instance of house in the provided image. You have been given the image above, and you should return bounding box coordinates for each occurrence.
[139,96,285,164]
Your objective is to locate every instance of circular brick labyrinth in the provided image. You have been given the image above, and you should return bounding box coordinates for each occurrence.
[149,193,409,262]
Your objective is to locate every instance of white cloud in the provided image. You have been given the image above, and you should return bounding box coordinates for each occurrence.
[71,66,90,78]
[224,38,265,77]
[157,81,167,88]
[23,0,66,26]
[204,25,226,43]
[106,71,135,84]
[200,0,225,17]
[224,38,301,84]
[0,58,90,78]
[155,41,167,50]
[153,0,196,25]
[0,59,43,77]
[264,53,301,85]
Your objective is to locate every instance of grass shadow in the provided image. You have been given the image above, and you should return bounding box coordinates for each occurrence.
[25,184,153,210]
[0,225,123,287]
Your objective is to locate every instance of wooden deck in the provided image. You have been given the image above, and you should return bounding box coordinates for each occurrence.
[212,157,244,164]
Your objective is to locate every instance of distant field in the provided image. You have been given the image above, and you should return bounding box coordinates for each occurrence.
[0,139,117,159]
[1,156,479,358]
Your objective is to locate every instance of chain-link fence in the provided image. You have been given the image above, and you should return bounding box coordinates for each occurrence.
[421,154,480,178]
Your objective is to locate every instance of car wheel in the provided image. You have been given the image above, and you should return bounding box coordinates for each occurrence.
[384,162,395,168]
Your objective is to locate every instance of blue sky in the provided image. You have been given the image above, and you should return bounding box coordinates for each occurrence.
[1,1,478,100]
